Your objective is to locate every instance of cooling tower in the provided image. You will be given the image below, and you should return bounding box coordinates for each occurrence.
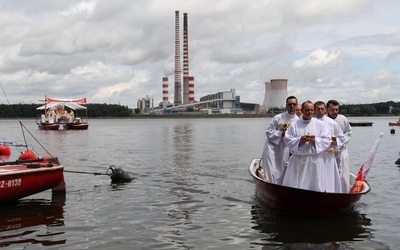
[188,76,195,103]
[263,79,288,111]
[182,13,189,105]
[162,77,169,109]
[174,10,182,105]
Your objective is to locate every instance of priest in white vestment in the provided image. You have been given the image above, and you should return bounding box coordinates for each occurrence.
[283,101,333,192]
[314,101,345,193]
[262,96,299,185]
[326,99,352,192]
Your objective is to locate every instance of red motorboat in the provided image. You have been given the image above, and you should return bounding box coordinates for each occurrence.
[248,159,371,214]
[0,157,64,204]
[0,140,65,204]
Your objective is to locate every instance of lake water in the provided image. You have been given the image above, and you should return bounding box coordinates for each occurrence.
[0,116,399,249]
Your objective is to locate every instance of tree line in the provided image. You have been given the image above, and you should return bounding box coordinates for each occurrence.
[341,101,400,116]
[0,100,399,118]
[268,100,400,116]
[0,103,132,118]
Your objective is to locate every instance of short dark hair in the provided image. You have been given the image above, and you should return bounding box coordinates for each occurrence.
[314,101,325,108]
[286,96,297,104]
[326,99,339,108]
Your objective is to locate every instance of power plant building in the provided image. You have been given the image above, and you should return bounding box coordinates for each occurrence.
[263,79,288,111]
[199,89,241,114]
[137,96,153,114]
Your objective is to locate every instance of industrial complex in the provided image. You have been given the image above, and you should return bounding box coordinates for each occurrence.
[136,11,289,115]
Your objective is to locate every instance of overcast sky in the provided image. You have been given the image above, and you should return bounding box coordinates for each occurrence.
[0,0,399,108]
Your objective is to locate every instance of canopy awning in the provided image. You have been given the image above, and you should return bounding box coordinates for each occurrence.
[37,102,87,110]
[37,97,87,110]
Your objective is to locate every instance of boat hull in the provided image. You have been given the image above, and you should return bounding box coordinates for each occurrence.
[249,159,370,214]
[38,123,60,130]
[0,163,64,203]
[349,122,373,127]
[389,122,400,126]
[64,123,89,130]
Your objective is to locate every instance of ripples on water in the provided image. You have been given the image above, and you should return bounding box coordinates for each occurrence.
[0,117,399,249]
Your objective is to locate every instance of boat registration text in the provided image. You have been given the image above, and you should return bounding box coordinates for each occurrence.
[0,178,22,188]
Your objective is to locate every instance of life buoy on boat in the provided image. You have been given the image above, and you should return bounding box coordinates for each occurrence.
[0,145,11,156]
[19,149,37,160]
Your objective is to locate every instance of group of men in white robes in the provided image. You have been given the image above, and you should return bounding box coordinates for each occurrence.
[262,98,352,193]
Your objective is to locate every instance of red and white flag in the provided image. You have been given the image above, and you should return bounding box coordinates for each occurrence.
[350,132,383,193]
[355,132,383,181]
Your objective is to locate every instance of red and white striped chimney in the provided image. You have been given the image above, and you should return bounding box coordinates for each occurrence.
[188,76,195,103]
[182,13,189,105]
[162,77,169,109]
[174,10,182,106]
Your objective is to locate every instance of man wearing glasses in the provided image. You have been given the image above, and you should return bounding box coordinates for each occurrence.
[261,96,299,184]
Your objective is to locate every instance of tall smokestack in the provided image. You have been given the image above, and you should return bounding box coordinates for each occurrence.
[174,10,182,106]
[188,76,195,103]
[162,77,169,109]
[182,13,189,105]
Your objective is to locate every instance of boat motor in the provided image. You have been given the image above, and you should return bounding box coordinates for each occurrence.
[107,165,133,183]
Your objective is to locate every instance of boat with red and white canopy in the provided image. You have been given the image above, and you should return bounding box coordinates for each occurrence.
[36,96,89,130]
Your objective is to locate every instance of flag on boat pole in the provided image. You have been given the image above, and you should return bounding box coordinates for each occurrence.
[350,132,383,193]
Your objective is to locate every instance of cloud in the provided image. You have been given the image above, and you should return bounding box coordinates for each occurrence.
[0,0,399,106]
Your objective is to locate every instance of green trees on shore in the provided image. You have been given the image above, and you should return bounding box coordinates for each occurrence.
[0,103,132,118]
[0,100,399,118]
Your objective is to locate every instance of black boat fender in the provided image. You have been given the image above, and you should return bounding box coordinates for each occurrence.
[107,165,133,183]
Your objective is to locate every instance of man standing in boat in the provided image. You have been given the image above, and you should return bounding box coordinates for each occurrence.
[314,101,345,193]
[326,99,352,192]
[261,96,299,184]
[283,100,333,192]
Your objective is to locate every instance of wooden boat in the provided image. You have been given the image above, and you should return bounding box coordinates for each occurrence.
[248,158,371,214]
[36,96,89,130]
[389,122,400,126]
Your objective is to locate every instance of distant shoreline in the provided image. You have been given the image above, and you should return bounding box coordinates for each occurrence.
[1,113,397,120]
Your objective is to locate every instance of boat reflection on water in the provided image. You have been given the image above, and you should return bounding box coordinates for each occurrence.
[0,194,66,248]
[251,197,372,246]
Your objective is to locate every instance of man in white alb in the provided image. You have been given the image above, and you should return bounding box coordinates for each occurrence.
[314,101,345,193]
[261,96,299,185]
[326,99,352,192]
[283,101,333,192]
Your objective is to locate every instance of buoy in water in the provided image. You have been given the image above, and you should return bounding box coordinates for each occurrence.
[19,149,37,160]
[107,165,133,183]
[390,128,395,134]
[0,145,11,156]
